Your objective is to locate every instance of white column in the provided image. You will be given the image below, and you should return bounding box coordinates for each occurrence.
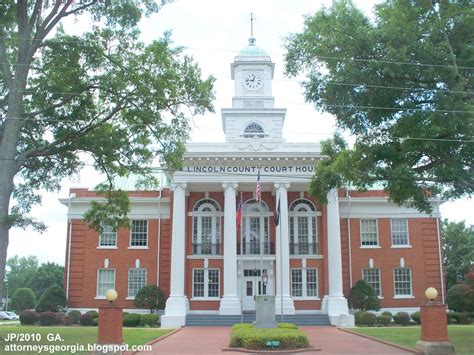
[219,183,241,315]
[322,188,354,327]
[161,183,188,328]
[275,183,295,315]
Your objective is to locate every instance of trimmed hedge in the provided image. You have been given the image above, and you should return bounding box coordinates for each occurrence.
[229,323,309,350]
[381,311,392,319]
[450,311,471,325]
[20,310,39,325]
[79,313,94,326]
[86,310,99,319]
[358,312,376,326]
[68,310,81,324]
[411,311,421,324]
[393,312,410,326]
[39,311,58,326]
[123,313,141,327]
[140,314,160,327]
[376,314,391,326]
[93,318,99,326]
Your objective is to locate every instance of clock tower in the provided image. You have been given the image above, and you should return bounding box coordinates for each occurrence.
[222,37,286,144]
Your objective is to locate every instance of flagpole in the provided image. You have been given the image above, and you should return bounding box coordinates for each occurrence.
[258,169,263,296]
[279,195,284,323]
[239,192,244,323]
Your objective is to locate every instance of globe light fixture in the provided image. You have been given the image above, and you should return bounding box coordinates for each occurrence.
[262,270,268,286]
[105,289,118,304]
[425,287,438,301]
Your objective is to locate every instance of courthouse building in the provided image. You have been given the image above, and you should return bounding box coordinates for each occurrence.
[62,38,445,327]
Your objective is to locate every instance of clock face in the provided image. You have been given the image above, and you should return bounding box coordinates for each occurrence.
[243,72,263,90]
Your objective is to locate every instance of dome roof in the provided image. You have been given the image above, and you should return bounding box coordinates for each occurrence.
[235,37,271,61]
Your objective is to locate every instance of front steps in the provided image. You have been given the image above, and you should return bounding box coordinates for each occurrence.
[185,312,330,326]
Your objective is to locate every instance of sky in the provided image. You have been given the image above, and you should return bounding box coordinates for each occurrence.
[7,0,473,265]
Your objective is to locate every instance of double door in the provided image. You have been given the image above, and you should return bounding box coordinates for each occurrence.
[242,271,268,311]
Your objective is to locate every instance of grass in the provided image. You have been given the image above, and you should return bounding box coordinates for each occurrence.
[0,325,172,354]
[350,325,474,355]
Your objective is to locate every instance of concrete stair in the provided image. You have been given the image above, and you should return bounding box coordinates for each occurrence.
[185,312,330,326]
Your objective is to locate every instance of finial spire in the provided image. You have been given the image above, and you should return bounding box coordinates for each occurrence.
[249,12,256,46]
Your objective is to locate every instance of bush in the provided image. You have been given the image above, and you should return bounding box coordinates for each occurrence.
[357,311,376,326]
[450,311,471,325]
[348,280,380,311]
[20,310,39,325]
[54,312,67,325]
[140,314,160,327]
[39,311,58,326]
[381,311,392,319]
[393,312,410,326]
[134,285,166,313]
[411,311,421,324]
[229,324,309,350]
[86,310,99,319]
[36,285,67,312]
[10,288,36,313]
[376,314,391,326]
[447,284,474,312]
[354,311,364,325]
[68,310,81,324]
[63,315,73,326]
[277,323,298,329]
[79,313,93,326]
[92,318,99,326]
[123,313,141,327]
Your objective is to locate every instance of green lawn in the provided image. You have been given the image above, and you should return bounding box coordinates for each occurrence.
[350,325,474,355]
[0,325,172,354]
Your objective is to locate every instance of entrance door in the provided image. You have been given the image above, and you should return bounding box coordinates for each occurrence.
[242,274,267,311]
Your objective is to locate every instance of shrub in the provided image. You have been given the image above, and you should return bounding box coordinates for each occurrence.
[93,318,99,326]
[54,312,67,325]
[411,311,421,324]
[140,314,160,327]
[20,310,39,325]
[357,311,376,326]
[134,285,166,313]
[79,313,93,326]
[381,311,392,319]
[36,286,67,312]
[10,288,36,313]
[450,312,470,325]
[64,315,73,326]
[376,314,391,326]
[277,323,298,329]
[68,310,81,324]
[39,311,58,326]
[229,324,309,350]
[393,312,410,326]
[348,280,380,311]
[123,313,141,327]
[86,310,99,319]
[354,311,364,325]
[447,284,474,312]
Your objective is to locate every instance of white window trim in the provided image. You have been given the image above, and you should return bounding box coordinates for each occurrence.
[192,199,222,248]
[192,268,220,299]
[96,268,116,298]
[98,225,117,248]
[393,267,413,297]
[360,219,379,247]
[127,268,147,298]
[362,268,382,298]
[289,199,318,255]
[390,218,411,247]
[129,220,149,248]
[290,268,319,300]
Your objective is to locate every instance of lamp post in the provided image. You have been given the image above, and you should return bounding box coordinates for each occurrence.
[416,287,455,355]
[97,289,123,350]
[105,289,118,304]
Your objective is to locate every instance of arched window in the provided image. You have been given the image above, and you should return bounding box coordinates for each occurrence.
[289,199,318,255]
[192,199,221,255]
[243,122,265,138]
[241,199,270,255]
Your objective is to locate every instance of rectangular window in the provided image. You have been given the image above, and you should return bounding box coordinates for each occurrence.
[363,268,381,297]
[130,220,148,247]
[193,269,220,298]
[99,224,117,247]
[391,219,409,246]
[97,269,115,297]
[127,268,147,298]
[291,268,318,298]
[361,219,378,246]
[291,269,303,297]
[394,268,412,296]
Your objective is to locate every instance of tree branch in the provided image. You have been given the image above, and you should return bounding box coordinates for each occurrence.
[0,30,13,87]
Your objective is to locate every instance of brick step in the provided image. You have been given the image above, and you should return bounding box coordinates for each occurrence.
[185,314,330,326]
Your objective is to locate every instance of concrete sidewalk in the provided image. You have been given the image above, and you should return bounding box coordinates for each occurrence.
[135,326,414,354]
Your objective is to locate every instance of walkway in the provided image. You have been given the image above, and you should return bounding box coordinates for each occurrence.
[135,326,414,354]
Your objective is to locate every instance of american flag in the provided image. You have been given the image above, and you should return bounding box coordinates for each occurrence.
[255,169,261,202]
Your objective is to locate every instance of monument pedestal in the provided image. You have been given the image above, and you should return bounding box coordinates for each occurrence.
[255,295,277,328]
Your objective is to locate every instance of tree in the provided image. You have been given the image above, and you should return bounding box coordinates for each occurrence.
[29,262,64,300]
[10,287,36,312]
[442,220,474,290]
[0,1,215,298]
[35,285,67,312]
[5,255,38,297]
[348,279,380,311]
[285,0,473,212]
[446,267,474,312]
[134,285,165,313]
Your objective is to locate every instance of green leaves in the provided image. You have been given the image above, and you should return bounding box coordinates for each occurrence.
[286,0,473,211]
